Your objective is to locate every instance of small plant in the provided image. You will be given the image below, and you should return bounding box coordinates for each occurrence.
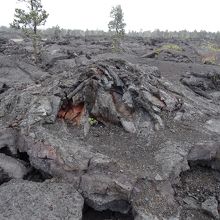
[202,54,217,65]
[202,42,220,52]
[155,44,183,54]
[88,117,98,126]
[52,25,62,41]
[111,36,121,52]
[162,44,183,51]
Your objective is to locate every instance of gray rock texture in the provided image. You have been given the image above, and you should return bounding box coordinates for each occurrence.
[202,197,219,219]
[0,180,84,220]
[0,34,220,220]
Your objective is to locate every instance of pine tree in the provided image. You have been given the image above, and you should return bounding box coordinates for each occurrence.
[108,5,126,52]
[108,5,126,37]
[11,0,49,62]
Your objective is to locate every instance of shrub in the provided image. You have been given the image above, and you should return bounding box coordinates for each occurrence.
[202,54,217,65]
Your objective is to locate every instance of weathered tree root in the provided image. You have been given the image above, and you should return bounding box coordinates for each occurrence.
[0,58,183,137]
[56,59,183,135]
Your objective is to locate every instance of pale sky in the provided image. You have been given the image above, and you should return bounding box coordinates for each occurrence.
[0,0,220,32]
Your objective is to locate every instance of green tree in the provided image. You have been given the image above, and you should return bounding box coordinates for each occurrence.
[108,5,126,52]
[11,0,49,62]
[108,5,126,37]
[52,25,62,41]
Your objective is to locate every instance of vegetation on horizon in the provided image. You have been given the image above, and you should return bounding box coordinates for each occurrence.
[2,3,220,44]
[2,25,220,41]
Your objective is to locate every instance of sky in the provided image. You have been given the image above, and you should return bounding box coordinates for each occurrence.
[0,0,220,32]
